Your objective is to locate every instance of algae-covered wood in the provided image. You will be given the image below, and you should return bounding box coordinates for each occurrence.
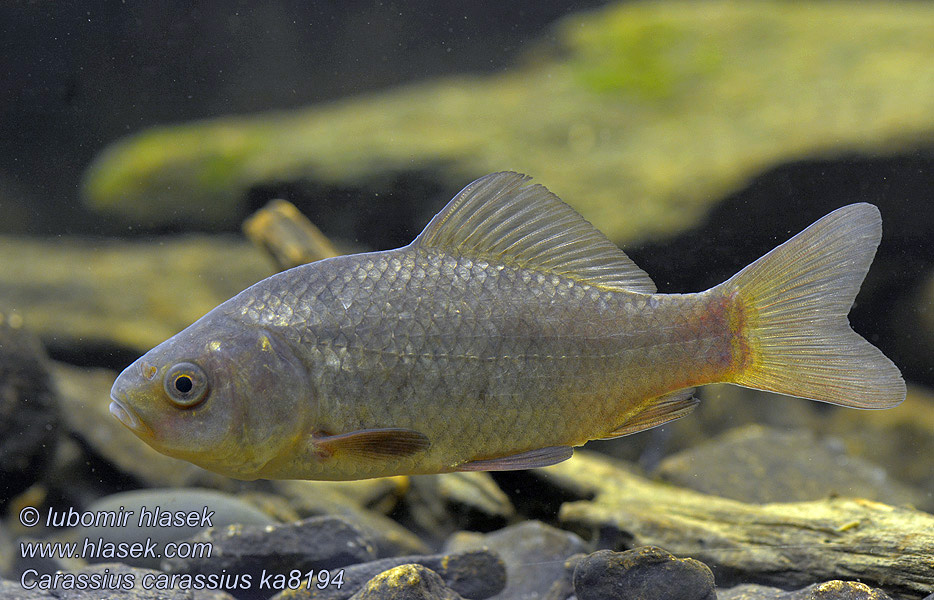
[84,1,934,243]
[0,235,271,354]
[243,199,341,270]
[541,451,934,598]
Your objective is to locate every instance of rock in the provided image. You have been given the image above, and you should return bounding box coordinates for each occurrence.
[85,2,934,247]
[347,564,463,600]
[269,549,504,600]
[825,385,934,506]
[324,510,428,560]
[445,520,587,600]
[535,450,934,598]
[163,516,377,595]
[541,554,584,600]
[52,362,229,488]
[10,489,277,582]
[654,424,925,507]
[193,593,241,600]
[719,584,789,600]
[10,535,86,588]
[78,488,276,568]
[573,547,715,600]
[271,479,428,557]
[719,580,893,600]
[0,577,57,599]
[0,314,59,504]
[599,384,934,512]
[405,473,515,540]
[0,235,271,356]
[193,592,241,600]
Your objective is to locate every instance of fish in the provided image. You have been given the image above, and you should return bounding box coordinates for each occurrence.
[109,171,906,481]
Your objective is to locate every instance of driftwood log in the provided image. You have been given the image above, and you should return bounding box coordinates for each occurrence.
[538,451,934,598]
[243,199,339,270]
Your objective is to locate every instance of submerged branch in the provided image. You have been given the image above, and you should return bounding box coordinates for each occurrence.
[538,451,934,598]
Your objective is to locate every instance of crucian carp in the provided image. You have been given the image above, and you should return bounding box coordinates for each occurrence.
[110,172,905,480]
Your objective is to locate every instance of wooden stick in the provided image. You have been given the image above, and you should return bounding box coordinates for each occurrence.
[538,451,934,598]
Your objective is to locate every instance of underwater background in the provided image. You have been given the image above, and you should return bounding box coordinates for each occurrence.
[1,2,932,599]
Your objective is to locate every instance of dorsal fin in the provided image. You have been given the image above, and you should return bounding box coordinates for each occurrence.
[411,172,656,293]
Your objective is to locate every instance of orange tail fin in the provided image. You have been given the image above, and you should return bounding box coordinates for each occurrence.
[717,203,904,409]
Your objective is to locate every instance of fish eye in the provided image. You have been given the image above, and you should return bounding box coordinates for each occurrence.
[163,362,209,408]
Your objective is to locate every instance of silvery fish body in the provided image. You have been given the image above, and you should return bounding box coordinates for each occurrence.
[110,172,905,480]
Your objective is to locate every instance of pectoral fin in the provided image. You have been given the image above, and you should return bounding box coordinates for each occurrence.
[314,428,431,460]
[601,389,698,439]
[456,445,574,472]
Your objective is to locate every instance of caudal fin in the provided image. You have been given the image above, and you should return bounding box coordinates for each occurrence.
[718,203,905,409]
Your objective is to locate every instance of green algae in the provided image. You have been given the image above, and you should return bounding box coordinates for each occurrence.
[84,1,934,244]
[566,12,725,99]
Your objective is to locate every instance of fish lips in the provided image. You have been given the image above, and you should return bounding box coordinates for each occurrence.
[109,394,153,438]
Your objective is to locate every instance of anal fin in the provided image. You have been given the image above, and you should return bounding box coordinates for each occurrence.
[600,389,698,439]
[315,428,430,460]
[456,445,574,472]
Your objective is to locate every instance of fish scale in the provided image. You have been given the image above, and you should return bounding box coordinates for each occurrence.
[233,246,731,479]
[109,172,904,480]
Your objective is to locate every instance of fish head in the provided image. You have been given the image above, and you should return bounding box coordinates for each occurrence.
[109,312,312,479]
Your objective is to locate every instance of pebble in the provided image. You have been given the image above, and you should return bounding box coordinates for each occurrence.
[406,473,515,539]
[347,564,463,600]
[655,425,925,506]
[718,580,893,600]
[11,535,85,587]
[825,385,934,511]
[573,547,715,600]
[0,576,56,599]
[445,520,587,600]
[270,549,505,600]
[270,480,428,557]
[163,516,377,596]
[541,554,584,600]
[78,488,277,568]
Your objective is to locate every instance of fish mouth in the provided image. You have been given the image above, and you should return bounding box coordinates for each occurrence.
[109,395,152,437]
